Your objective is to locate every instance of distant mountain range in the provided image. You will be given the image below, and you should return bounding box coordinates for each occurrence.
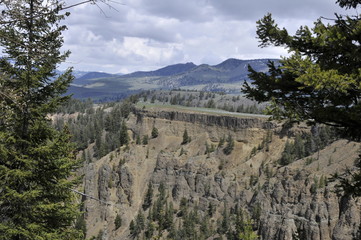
[66,58,279,101]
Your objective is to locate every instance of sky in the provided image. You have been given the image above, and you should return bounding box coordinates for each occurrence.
[60,0,351,74]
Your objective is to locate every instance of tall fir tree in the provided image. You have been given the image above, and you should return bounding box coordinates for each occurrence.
[142,183,153,210]
[119,120,129,146]
[0,0,83,239]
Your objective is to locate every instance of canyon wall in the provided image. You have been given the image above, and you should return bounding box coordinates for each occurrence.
[81,107,361,239]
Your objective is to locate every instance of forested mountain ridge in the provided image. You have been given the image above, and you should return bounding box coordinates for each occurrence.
[54,97,361,240]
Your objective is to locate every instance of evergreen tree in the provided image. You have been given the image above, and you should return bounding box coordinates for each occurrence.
[158,182,166,202]
[279,140,295,166]
[242,0,361,140]
[145,221,155,239]
[114,214,122,230]
[178,197,188,218]
[164,201,174,230]
[200,216,211,238]
[335,153,361,197]
[294,134,305,159]
[179,147,185,156]
[182,129,191,144]
[136,134,141,144]
[219,203,230,234]
[135,211,145,234]
[218,135,225,148]
[119,120,129,146]
[208,202,215,217]
[0,0,83,239]
[223,134,235,155]
[129,220,136,236]
[151,126,159,138]
[142,134,149,145]
[142,183,154,210]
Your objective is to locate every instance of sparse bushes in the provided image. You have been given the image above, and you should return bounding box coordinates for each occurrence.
[218,135,225,148]
[205,142,216,157]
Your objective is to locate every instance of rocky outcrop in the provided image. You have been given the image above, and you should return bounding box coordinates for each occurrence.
[82,108,361,240]
[133,107,275,129]
[250,167,361,240]
[116,166,134,205]
[149,151,361,240]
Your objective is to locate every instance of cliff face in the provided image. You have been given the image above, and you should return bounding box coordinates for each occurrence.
[133,108,275,130]
[81,107,361,240]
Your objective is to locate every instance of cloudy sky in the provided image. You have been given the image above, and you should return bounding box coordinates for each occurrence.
[61,0,351,74]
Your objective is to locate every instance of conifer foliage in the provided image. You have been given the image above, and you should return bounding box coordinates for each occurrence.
[242,0,361,139]
[0,0,83,239]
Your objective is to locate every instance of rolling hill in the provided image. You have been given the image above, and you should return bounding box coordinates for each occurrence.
[67,58,279,100]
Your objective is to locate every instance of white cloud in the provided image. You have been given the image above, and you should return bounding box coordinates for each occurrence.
[60,0,353,73]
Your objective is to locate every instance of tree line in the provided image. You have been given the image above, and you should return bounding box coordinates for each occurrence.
[54,99,133,160]
[138,90,266,114]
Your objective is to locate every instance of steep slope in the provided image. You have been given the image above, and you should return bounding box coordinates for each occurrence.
[79,106,361,240]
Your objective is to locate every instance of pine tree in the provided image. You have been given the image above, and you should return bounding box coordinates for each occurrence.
[145,221,155,239]
[219,202,230,234]
[142,183,154,210]
[0,0,83,239]
[182,128,191,144]
[129,220,136,236]
[242,0,361,140]
[142,134,149,145]
[151,126,159,138]
[294,134,305,159]
[279,140,295,166]
[114,214,122,230]
[164,201,174,230]
[135,211,145,234]
[223,134,235,155]
[119,120,129,146]
[136,134,141,144]
[218,135,225,148]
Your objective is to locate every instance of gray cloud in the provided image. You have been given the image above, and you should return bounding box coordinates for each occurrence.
[208,0,342,21]
[60,0,352,73]
[136,0,215,22]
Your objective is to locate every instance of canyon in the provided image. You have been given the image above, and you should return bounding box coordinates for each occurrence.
[79,106,361,240]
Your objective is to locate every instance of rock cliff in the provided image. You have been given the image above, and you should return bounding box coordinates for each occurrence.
[81,107,361,240]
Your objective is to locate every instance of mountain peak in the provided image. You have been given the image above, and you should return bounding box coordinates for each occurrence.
[76,72,115,81]
[214,58,244,70]
[126,62,197,78]
[154,62,197,76]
